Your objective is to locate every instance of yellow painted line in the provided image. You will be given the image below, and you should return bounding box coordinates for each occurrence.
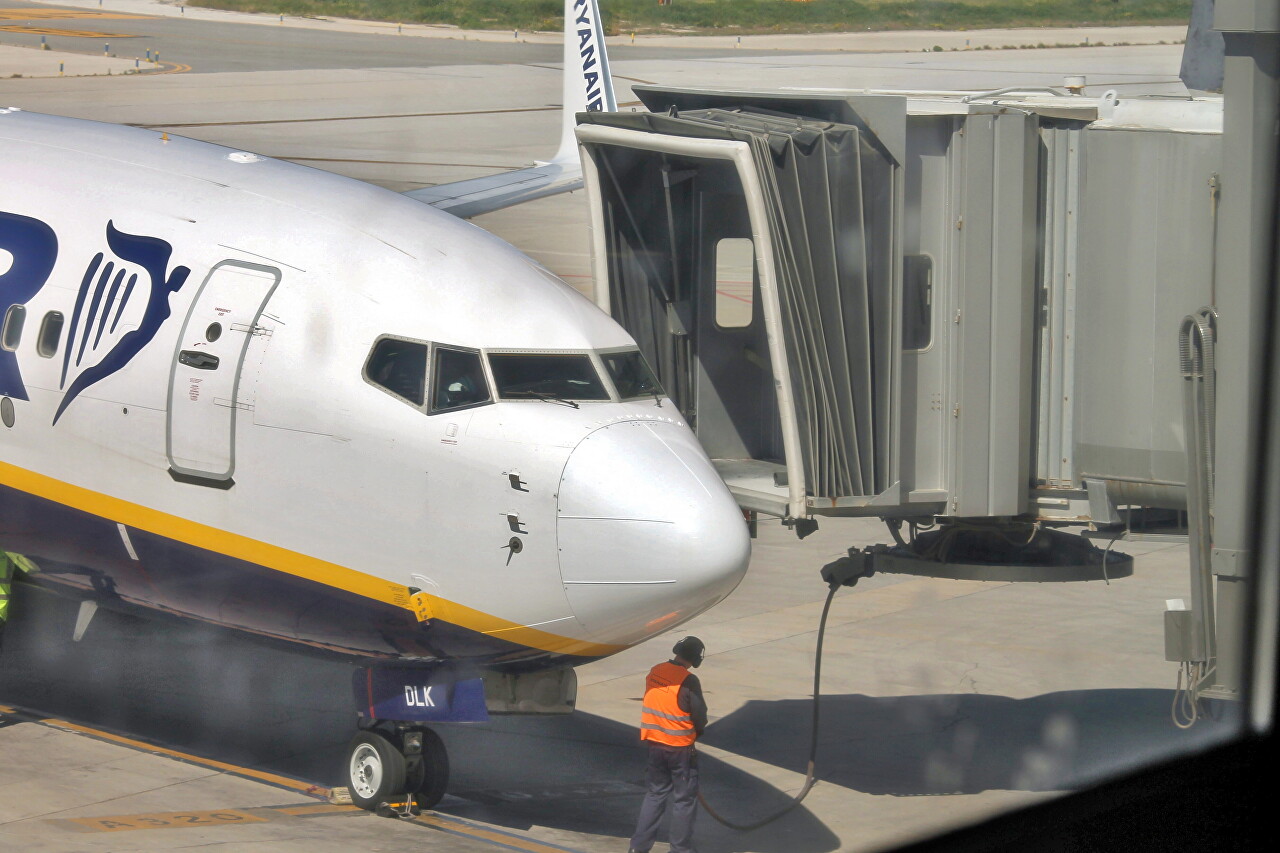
[0,704,16,714]
[56,803,589,851]
[0,460,623,657]
[0,460,414,610]
[0,25,137,36]
[67,809,266,833]
[0,9,154,19]
[149,61,191,75]
[416,814,587,853]
[41,716,331,798]
[273,803,360,817]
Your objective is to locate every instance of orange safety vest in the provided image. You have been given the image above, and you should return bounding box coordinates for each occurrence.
[639,661,696,747]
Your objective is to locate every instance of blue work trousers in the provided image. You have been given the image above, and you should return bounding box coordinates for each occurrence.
[630,742,699,853]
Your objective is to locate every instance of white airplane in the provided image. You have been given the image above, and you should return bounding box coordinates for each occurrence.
[0,0,748,810]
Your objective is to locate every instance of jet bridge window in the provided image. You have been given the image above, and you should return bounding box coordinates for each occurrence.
[714,238,756,329]
[903,254,933,351]
[364,337,427,406]
[489,354,609,402]
[1,304,25,351]
[602,349,664,400]
[431,346,492,413]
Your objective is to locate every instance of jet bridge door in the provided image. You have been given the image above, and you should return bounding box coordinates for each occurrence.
[166,260,280,483]
[578,101,905,520]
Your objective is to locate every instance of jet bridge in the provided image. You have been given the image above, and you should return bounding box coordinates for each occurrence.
[575,81,1246,704]
[577,100,913,522]
[576,89,1172,526]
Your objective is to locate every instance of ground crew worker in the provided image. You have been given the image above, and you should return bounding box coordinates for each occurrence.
[0,552,15,647]
[629,635,708,853]
[0,554,11,627]
[0,551,37,648]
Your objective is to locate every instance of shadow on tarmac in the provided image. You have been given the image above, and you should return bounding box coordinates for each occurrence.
[704,688,1242,798]
[0,585,843,852]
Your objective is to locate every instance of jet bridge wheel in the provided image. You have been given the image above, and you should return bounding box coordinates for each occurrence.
[404,727,450,809]
[346,731,407,810]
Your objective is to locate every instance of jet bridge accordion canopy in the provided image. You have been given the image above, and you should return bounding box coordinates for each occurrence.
[576,104,903,520]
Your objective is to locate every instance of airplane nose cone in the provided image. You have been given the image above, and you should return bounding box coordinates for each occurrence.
[557,419,750,644]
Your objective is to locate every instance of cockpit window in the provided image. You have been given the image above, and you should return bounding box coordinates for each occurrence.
[431,346,491,413]
[364,337,426,406]
[602,349,664,400]
[488,353,610,401]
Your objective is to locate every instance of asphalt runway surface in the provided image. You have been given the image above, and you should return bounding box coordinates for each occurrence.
[0,6,1240,852]
[0,0,770,71]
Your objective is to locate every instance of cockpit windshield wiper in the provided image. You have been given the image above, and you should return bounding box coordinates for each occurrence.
[510,389,580,409]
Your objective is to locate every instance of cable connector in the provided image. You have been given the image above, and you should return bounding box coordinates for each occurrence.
[820,545,886,590]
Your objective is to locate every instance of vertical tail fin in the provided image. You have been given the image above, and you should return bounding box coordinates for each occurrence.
[556,0,617,162]
[401,0,617,217]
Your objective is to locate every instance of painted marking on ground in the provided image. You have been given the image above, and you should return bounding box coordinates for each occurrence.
[0,9,154,19]
[2,707,591,853]
[64,809,268,833]
[55,803,369,833]
[50,802,587,852]
[272,803,362,817]
[0,25,137,36]
[0,704,329,799]
[150,61,191,74]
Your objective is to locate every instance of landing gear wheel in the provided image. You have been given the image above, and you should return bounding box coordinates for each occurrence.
[346,731,407,810]
[405,727,450,810]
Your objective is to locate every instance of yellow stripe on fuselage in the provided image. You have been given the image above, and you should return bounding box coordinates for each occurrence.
[0,460,623,658]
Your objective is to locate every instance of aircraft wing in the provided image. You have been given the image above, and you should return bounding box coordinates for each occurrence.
[402,155,581,219]
[402,0,614,220]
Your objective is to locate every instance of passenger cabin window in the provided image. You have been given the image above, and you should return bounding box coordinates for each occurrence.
[1,304,25,352]
[489,354,609,401]
[603,350,664,400]
[431,346,491,413]
[364,337,427,406]
[37,311,64,358]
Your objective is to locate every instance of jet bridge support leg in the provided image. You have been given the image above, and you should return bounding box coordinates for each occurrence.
[1196,2,1280,707]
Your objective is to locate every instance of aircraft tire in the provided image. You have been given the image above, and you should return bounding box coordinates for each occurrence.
[346,731,407,810]
[405,727,450,809]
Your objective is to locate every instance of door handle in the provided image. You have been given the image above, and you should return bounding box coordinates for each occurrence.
[179,350,220,370]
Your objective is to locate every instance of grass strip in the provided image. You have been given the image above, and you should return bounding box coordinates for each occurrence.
[188,0,1192,36]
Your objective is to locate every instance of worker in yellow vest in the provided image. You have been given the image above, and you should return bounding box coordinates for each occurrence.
[629,636,707,853]
[0,551,37,648]
[0,555,10,630]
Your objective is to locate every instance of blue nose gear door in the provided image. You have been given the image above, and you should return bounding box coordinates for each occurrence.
[166,260,280,483]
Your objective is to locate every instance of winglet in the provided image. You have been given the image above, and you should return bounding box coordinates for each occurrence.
[556,0,617,163]
[403,0,617,218]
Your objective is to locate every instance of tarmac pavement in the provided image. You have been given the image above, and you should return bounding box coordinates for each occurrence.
[0,516,1240,853]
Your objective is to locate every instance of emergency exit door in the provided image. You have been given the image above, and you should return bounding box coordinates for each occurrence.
[166,261,280,482]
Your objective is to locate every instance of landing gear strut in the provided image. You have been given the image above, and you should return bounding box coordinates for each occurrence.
[345,723,449,813]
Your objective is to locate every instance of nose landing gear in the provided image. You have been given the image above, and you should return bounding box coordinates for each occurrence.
[344,724,450,813]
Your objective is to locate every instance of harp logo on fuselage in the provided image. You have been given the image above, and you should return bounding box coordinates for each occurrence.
[0,210,191,423]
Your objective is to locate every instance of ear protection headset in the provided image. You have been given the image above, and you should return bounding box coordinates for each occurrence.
[672,635,705,668]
